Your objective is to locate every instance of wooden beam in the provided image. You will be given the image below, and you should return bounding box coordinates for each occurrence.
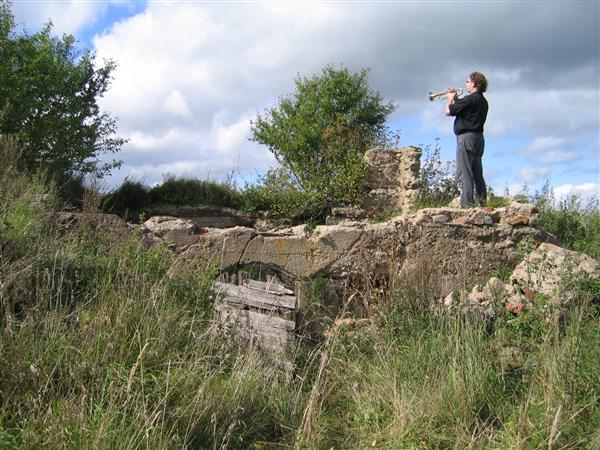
[214,282,296,310]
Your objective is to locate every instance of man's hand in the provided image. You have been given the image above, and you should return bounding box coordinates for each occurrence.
[446,88,457,103]
[445,89,456,116]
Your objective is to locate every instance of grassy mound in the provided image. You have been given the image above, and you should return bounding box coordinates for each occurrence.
[1,138,598,448]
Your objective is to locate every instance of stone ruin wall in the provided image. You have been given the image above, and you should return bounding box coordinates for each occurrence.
[362,146,421,213]
[326,146,422,225]
[58,146,565,300]
[53,146,600,357]
[133,201,557,296]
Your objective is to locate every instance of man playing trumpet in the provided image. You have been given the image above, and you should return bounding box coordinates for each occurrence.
[444,72,489,208]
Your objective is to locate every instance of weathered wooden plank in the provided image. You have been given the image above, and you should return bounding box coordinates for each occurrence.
[232,328,294,348]
[217,295,295,320]
[215,286,295,313]
[214,282,296,310]
[217,319,293,344]
[217,313,293,340]
[213,277,297,363]
[216,303,295,332]
[222,327,292,356]
[243,279,295,296]
[216,309,294,356]
[221,281,296,306]
[217,290,281,312]
[216,323,292,351]
[219,297,296,321]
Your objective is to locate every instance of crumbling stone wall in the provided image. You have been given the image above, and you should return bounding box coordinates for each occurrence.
[136,202,558,297]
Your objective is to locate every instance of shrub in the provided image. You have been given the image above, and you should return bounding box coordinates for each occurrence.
[149,175,240,208]
[250,65,395,215]
[238,167,307,221]
[533,181,600,260]
[56,176,87,208]
[0,3,125,184]
[102,178,151,218]
[102,176,245,219]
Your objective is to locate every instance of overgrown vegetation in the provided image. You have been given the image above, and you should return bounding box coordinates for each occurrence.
[102,176,243,220]
[0,140,294,448]
[413,138,460,209]
[1,3,598,443]
[1,133,599,448]
[0,0,125,194]
[102,171,322,223]
[236,167,307,220]
[250,65,396,220]
[533,181,600,260]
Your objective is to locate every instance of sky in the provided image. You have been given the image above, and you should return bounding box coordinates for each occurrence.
[10,0,600,202]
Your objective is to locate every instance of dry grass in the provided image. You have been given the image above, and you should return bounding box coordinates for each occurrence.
[1,141,599,448]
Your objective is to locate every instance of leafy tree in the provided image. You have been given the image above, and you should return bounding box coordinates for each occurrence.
[0,1,124,186]
[250,65,395,213]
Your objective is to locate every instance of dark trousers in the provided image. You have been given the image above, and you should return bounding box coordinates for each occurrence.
[456,132,486,208]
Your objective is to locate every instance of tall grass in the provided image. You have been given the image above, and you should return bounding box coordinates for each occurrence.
[149,176,240,209]
[102,178,151,218]
[293,287,600,448]
[0,169,302,448]
[1,137,598,448]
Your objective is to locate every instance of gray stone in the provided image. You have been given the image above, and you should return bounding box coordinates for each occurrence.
[182,226,257,270]
[240,233,311,278]
[145,204,255,228]
[142,216,198,237]
[432,214,450,223]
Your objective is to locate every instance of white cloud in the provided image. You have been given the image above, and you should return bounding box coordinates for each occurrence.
[488,88,599,141]
[92,2,357,186]
[128,161,213,182]
[519,136,579,164]
[419,107,453,137]
[214,116,252,154]
[163,90,191,118]
[127,128,198,153]
[11,0,127,34]
[553,183,599,203]
[526,136,565,153]
[518,166,549,183]
[78,1,598,190]
[538,150,579,164]
[507,183,526,197]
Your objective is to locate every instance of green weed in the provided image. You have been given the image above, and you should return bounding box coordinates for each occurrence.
[533,181,600,260]
[1,138,599,448]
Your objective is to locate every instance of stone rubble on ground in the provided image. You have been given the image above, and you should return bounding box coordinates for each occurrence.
[442,242,599,320]
[511,243,598,302]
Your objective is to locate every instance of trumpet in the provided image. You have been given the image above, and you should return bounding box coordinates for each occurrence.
[428,88,463,101]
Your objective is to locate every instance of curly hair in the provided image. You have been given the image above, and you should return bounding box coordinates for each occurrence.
[469,72,488,93]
